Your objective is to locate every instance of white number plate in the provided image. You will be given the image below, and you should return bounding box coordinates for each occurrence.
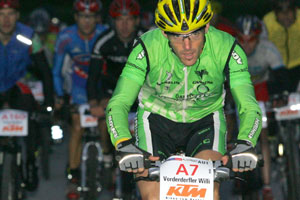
[79,104,98,127]
[160,156,214,200]
[0,109,28,136]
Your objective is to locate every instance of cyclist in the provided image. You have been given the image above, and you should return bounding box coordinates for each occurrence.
[0,0,54,191]
[86,0,145,198]
[236,15,290,200]
[105,0,262,199]
[52,0,107,198]
[263,0,300,92]
[28,8,56,67]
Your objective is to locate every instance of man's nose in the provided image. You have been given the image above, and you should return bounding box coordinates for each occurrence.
[182,37,192,50]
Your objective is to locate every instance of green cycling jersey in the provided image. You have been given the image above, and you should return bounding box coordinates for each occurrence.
[106,26,262,148]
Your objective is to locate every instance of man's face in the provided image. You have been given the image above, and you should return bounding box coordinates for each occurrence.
[165,24,209,66]
[237,34,259,56]
[114,15,139,41]
[75,10,98,36]
[0,8,19,36]
[276,8,296,28]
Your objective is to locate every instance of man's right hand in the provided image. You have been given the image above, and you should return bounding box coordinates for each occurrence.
[116,139,159,173]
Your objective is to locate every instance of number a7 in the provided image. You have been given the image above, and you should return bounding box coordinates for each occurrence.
[176,164,198,176]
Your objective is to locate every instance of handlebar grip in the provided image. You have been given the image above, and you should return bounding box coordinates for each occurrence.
[144,155,152,169]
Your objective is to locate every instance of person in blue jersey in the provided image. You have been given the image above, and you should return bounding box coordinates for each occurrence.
[52,0,107,198]
[0,0,54,191]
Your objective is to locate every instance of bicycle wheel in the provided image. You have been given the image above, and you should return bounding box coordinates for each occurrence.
[0,153,24,200]
[83,145,101,200]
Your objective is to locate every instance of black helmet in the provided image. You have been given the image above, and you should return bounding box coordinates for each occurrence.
[272,0,296,11]
[29,8,51,34]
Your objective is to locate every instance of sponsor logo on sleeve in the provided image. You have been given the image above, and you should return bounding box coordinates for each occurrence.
[232,51,243,65]
[248,118,260,139]
[136,50,145,60]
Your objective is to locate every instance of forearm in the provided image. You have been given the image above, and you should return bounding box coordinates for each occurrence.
[231,83,262,146]
[106,76,142,147]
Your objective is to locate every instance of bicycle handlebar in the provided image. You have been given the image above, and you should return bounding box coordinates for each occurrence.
[135,155,263,183]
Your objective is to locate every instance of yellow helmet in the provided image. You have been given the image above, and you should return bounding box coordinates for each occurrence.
[155,0,213,33]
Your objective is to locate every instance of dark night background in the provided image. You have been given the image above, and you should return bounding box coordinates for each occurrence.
[18,0,300,26]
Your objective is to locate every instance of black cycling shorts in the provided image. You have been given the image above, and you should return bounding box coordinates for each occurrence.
[134,108,227,160]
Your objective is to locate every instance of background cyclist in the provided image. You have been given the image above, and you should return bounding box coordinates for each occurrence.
[105,0,262,199]
[86,0,145,198]
[0,0,54,191]
[236,14,290,200]
[52,0,107,198]
[263,0,300,92]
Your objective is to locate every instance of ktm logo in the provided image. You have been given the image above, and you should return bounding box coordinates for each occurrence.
[2,125,24,132]
[167,184,207,197]
[85,117,97,123]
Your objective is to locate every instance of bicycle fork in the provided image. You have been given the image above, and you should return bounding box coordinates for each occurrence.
[79,141,103,192]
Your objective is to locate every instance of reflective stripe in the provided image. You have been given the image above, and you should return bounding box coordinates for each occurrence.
[142,111,153,154]
[212,110,220,152]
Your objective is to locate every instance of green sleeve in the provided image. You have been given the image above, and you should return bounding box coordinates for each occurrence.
[106,41,148,147]
[228,44,262,146]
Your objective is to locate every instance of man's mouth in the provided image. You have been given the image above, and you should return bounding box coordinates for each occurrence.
[183,52,194,60]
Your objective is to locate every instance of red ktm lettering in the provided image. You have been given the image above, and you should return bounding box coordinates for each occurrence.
[2,125,23,132]
[86,117,97,122]
[167,184,207,197]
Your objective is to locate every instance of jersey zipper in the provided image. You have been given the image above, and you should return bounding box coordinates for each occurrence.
[183,66,188,122]
[85,39,89,53]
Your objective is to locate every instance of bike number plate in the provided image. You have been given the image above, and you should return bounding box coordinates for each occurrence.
[28,81,44,103]
[160,156,214,200]
[79,104,98,127]
[275,106,300,121]
[0,109,28,136]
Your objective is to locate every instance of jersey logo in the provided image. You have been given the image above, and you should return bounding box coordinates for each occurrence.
[232,51,243,65]
[71,47,82,54]
[166,71,172,81]
[136,50,145,60]
[195,70,208,79]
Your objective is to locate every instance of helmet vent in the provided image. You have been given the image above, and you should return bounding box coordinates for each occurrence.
[184,0,191,20]
[204,13,212,22]
[163,4,177,25]
[192,0,200,22]
[157,20,167,29]
[159,13,174,27]
[181,19,189,31]
[172,0,181,22]
[197,4,208,22]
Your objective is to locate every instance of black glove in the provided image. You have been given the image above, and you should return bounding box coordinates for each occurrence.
[116,139,151,172]
[228,140,258,171]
